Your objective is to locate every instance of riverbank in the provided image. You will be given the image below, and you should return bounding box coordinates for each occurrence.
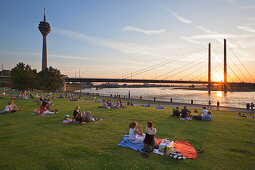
[83,93,255,114]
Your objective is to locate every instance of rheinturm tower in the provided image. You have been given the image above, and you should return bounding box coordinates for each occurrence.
[38,8,51,71]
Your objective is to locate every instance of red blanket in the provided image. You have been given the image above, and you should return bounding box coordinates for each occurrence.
[174,141,197,159]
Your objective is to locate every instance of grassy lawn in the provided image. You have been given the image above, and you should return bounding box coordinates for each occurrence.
[0,96,254,170]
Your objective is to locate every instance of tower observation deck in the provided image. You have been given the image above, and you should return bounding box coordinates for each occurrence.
[38,8,51,71]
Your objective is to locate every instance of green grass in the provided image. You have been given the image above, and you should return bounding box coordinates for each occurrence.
[0,97,254,170]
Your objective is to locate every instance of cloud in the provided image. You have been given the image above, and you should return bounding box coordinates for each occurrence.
[54,28,182,60]
[237,26,255,33]
[157,4,192,24]
[122,26,166,35]
[170,11,192,24]
[196,26,217,34]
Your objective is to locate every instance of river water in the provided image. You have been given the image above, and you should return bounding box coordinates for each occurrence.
[79,87,255,108]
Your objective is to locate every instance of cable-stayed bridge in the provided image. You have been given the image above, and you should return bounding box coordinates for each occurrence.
[66,39,255,92]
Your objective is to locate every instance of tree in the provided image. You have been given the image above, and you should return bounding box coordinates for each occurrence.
[10,62,37,90]
[37,66,64,91]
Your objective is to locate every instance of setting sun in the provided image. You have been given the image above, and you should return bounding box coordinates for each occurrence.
[213,73,224,82]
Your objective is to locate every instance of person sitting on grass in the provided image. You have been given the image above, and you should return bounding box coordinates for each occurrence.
[194,109,199,113]
[192,107,211,121]
[39,102,56,116]
[201,107,208,116]
[2,101,22,113]
[201,111,212,121]
[99,99,107,108]
[242,113,247,118]
[9,101,22,112]
[248,113,254,119]
[156,104,163,109]
[129,121,145,144]
[180,106,191,120]
[172,107,181,118]
[144,103,150,107]
[1,101,18,113]
[73,106,82,119]
[143,121,157,153]
[237,113,241,117]
[107,100,112,108]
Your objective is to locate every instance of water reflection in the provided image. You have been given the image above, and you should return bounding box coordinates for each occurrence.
[216,91,222,97]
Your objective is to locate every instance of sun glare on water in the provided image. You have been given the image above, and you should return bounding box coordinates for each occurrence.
[216,91,223,97]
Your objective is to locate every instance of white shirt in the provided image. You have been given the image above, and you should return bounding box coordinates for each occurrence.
[129,128,137,140]
[146,127,157,135]
[202,109,208,116]
[4,105,10,112]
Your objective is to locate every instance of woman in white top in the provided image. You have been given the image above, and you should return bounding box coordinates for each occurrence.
[201,107,208,116]
[129,121,145,144]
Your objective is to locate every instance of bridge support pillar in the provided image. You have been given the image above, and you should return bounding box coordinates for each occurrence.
[208,43,211,93]
[224,39,227,92]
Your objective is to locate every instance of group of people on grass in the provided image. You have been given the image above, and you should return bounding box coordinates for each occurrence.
[99,98,124,109]
[172,106,212,121]
[129,121,157,153]
[237,112,254,119]
[34,97,57,116]
[0,101,21,114]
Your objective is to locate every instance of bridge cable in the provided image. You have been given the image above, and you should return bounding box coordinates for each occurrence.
[227,45,255,81]
[163,59,207,80]
[155,58,207,80]
[121,46,207,79]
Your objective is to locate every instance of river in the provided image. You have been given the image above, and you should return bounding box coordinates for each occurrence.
[78,87,255,108]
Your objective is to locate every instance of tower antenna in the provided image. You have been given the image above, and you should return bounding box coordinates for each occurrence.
[44,8,46,22]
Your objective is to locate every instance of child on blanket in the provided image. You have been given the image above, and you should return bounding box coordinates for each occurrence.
[143,121,157,152]
[129,121,145,144]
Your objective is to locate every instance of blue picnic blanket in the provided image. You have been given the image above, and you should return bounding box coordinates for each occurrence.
[118,135,144,151]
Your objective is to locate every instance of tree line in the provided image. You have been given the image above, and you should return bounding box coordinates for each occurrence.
[10,62,64,91]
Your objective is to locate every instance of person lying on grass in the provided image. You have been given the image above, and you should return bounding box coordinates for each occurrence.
[76,111,95,123]
[129,121,145,144]
[0,101,22,114]
[143,121,157,152]
[73,106,97,123]
[156,104,163,109]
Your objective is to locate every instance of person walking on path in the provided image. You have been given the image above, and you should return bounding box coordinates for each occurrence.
[250,102,254,111]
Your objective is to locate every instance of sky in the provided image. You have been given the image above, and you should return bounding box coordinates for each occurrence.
[0,0,255,82]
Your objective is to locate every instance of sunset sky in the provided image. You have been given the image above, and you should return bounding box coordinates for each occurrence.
[0,0,255,82]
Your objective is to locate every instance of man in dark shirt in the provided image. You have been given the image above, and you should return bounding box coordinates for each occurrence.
[172,107,181,118]
[181,106,191,118]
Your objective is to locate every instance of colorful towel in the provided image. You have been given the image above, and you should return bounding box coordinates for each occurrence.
[174,141,197,159]
[118,135,144,152]
[118,135,144,151]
